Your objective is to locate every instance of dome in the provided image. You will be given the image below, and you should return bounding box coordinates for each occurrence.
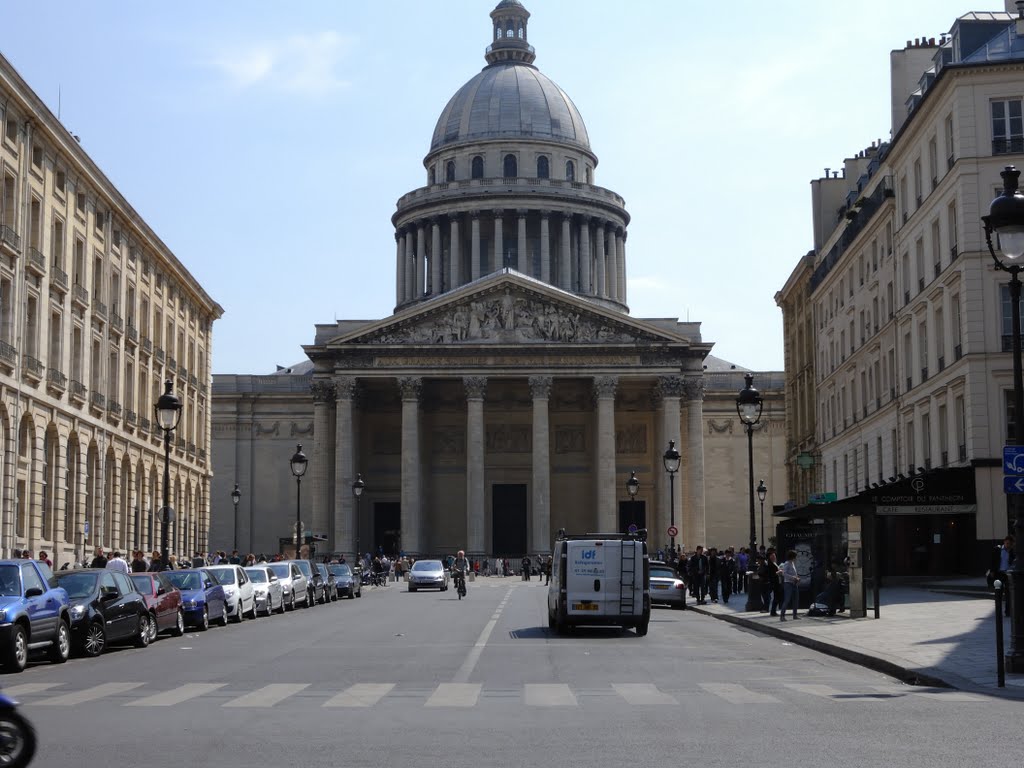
[430,62,591,153]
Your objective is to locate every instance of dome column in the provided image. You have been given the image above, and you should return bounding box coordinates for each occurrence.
[517,209,528,274]
[431,218,442,295]
[449,215,462,291]
[595,221,607,298]
[416,222,426,299]
[405,228,416,302]
[605,223,618,301]
[395,230,406,306]
[540,212,551,283]
[579,216,592,295]
[616,228,626,304]
[493,209,504,273]
[470,211,482,281]
[559,213,572,290]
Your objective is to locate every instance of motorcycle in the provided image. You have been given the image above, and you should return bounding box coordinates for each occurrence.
[452,569,467,599]
[0,691,36,768]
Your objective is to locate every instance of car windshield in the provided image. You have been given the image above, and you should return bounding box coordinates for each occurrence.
[268,564,290,579]
[329,565,351,576]
[129,574,153,594]
[245,569,267,583]
[57,572,99,599]
[164,572,202,591]
[650,568,676,579]
[294,561,313,578]
[0,565,21,596]
[412,560,441,571]
[207,567,237,586]
[316,564,328,576]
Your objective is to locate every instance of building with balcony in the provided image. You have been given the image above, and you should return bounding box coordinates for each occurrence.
[0,51,223,565]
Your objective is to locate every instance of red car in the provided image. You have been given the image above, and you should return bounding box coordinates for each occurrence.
[129,572,185,641]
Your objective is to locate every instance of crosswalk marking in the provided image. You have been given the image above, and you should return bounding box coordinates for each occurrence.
[784,683,852,701]
[36,682,144,706]
[524,683,576,707]
[322,683,395,708]
[3,683,64,697]
[425,683,481,707]
[222,683,309,708]
[129,683,228,707]
[699,683,779,704]
[611,683,678,705]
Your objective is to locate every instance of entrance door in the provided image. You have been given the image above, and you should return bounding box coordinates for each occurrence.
[373,502,401,556]
[618,500,647,533]
[492,484,527,556]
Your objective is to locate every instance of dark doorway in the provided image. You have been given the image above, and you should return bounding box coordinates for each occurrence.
[618,500,646,533]
[492,484,527,556]
[374,502,401,556]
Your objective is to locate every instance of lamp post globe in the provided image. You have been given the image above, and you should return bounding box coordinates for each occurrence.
[663,440,681,553]
[984,166,1024,673]
[626,471,640,532]
[757,479,767,551]
[154,380,181,572]
[290,444,308,559]
[736,373,763,612]
[352,473,365,561]
[231,483,241,553]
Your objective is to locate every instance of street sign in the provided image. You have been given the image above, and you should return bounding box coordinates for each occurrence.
[809,492,837,504]
[83,521,89,536]
[1004,446,1024,475]
[1004,476,1024,494]
[667,525,678,538]
[627,524,638,534]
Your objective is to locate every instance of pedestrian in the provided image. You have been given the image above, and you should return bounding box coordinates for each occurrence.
[779,550,800,621]
[735,548,747,594]
[720,549,735,604]
[37,550,52,568]
[687,546,709,605]
[545,555,553,585]
[106,551,130,574]
[131,551,149,572]
[148,550,164,572]
[228,549,241,565]
[521,554,531,581]
[707,547,720,603]
[763,549,781,615]
[987,535,1015,615]
[90,546,108,569]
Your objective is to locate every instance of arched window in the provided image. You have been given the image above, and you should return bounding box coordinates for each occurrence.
[506,23,514,38]
[446,160,456,182]
[518,24,524,39]
[495,24,501,41]
[428,166,436,186]
[565,160,575,182]
[503,154,517,178]
[585,167,592,184]
[537,156,549,178]
[471,156,484,179]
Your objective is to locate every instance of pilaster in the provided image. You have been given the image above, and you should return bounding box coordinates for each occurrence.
[399,377,423,555]
[529,375,552,552]
[594,375,618,533]
[464,376,487,555]
[333,377,357,557]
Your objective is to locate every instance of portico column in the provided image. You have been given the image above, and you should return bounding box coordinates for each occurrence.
[579,217,591,295]
[464,376,487,556]
[333,377,357,557]
[594,376,618,533]
[395,231,405,306]
[658,376,685,546]
[615,229,625,303]
[517,209,528,274]
[560,214,572,290]
[529,376,552,553]
[605,224,618,301]
[471,212,481,282]
[684,377,706,548]
[595,223,607,297]
[540,213,551,283]
[450,216,462,290]
[493,210,504,273]
[310,379,337,546]
[431,218,442,295]
[405,229,415,302]
[399,377,423,555]
[416,223,426,298]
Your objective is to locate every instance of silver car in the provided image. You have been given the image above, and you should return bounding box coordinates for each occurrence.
[244,566,284,616]
[408,559,449,592]
[267,561,309,611]
[649,562,686,609]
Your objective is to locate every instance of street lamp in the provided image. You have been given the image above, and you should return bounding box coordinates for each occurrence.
[154,380,182,571]
[984,165,1024,673]
[231,483,241,552]
[290,444,308,559]
[736,373,764,612]
[662,440,681,554]
[352,473,364,561]
[626,470,640,533]
[757,479,767,551]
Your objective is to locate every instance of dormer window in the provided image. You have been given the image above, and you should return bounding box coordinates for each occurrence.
[537,156,549,179]
[471,156,484,179]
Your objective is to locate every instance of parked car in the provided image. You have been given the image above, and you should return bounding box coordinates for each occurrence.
[287,560,324,606]
[244,566,284,616]
[327,563,361,599]
[0,560,71,672]
[408,560,449,592]
[162,569,227,631]
[648,561,686,610]
[56,569,152,656]
[315,563,338,602]
[206,565,257,623]
[267,562,308,611]
[129,572,185,640]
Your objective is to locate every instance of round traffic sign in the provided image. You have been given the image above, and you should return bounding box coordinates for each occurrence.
[627,523,638,534]
[667,525,678,538]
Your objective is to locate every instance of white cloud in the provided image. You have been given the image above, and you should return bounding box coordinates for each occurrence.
[209,31,352,96]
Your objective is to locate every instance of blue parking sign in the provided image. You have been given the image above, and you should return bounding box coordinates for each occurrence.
[1004,446,1024,475]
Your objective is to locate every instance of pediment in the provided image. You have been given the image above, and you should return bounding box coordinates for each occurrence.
[328,273,685,347]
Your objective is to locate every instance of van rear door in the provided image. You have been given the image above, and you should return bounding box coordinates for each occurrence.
[565,540,623,617]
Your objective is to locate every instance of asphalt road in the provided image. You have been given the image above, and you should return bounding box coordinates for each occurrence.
[6,576,1023,767]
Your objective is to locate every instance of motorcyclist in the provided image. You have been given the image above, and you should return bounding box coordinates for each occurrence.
[452,549,470,595]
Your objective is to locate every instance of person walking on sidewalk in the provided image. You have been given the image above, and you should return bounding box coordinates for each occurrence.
[987,535,1015,614]
[688,546,709,605]
[762,550,780,615]
[779,550,800,621]
[719,549,735,604]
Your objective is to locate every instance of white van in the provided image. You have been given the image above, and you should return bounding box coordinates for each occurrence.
[547,532,650,636]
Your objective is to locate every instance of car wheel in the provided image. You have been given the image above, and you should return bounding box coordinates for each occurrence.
[355,587,361,598]
[5,624,27,672]
[147,612,159,642]
[287,594,295,611]
[217,604,229,626]
[0,708,37,767]
[636,619,650,637]
[83,620,106,657]
[408,584,416,592]
[44,619,70,665]
[197,607,209,632]
[277,595,286,614]
[171,609,185,637]
[134,614,152,648]
[247,598,258,620]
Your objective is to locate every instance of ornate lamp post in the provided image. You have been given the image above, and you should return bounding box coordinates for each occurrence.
[663,440,681,554]
[352,473,365,561]
[231,483,241,553]
[626,471,640,532]
[290,444,308,559]
[154,380,182,571]
[983,165,1024,673]
[736,373,764,611]
[757,479,767,551]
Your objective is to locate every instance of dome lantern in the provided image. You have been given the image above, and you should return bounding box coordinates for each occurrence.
[486,0,535,66]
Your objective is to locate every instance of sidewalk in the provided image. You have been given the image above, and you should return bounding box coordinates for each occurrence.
[687,580,1024,699]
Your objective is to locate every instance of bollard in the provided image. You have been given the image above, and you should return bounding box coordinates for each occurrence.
[995,580,1006,689]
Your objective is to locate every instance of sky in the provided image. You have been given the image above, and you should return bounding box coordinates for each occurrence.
[0,0,990,374]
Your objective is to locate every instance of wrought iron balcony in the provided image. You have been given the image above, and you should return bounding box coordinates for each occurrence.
[168,356,177,372]
[139,416,151,432]
[26,247,46,276]
[175,436,185,450]
[0,340,16,368]
[46,367,67,390]
[189,374,198,388]
[198,448,207,461]
[69,380,87,403]
[126,324,138,344]
[110,312,123,334]
[50,265,68,292]
[155,347,165,363]
[0,225,20,252]
[187,442,196,455]
[125,409,137,425]
[90,392,105,409]
[141,336,152,354]
[107,400,122,418]
[92,299,107,320]
[21,354,44,380]
[72,284,89,308]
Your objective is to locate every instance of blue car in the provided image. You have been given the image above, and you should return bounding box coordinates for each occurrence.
[0,560,72,671]
[161,569,227,631]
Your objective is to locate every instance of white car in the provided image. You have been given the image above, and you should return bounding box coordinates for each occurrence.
[244,566,285,616]
[267,561,309,611]
[207,565,257,623]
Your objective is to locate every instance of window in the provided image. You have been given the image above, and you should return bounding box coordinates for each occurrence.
[922,412,932,469]
[935,307,945,369]
[446,161,456,182]
[428,166,435,186]
[471,156,483,179]
[906,420,915,472]
[900,176,908,222]
[3,118,15,143]
[931,220,941,277]
[915,239,925,291]
[951,294,962,358]
[1000,283,1024,351]
[948,201,958,259]
[955,395,966,459]
[992,99,1023,155]
[503,154,517,178]
[919,320,928,380]
[1,173,15,230]
[1008,390,1018,442]
[537,156,549,179]
[928,136,938,188]
[913,158,922,207]
[31,145,43,169]
[565,160,575,182]
[938,404,948,464]
[904,331,913,391]
[945,113,955,169]
[76,192,86,217]
[54,169,65,196]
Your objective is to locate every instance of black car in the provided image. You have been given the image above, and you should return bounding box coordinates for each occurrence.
[315,563,338,602]
[56,569,152,657]
[327,563,361,599]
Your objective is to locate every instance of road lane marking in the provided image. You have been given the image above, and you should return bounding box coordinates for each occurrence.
[36,682,144,706]
[453,586,514,683]
[699,683,778,704]
[611,683,677,705]
[425,683,481,707]
[524,683,576,706]
[323,683,394,708]
[222,683,309,708]
[128,683,227,707]
[3,683,64,696]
